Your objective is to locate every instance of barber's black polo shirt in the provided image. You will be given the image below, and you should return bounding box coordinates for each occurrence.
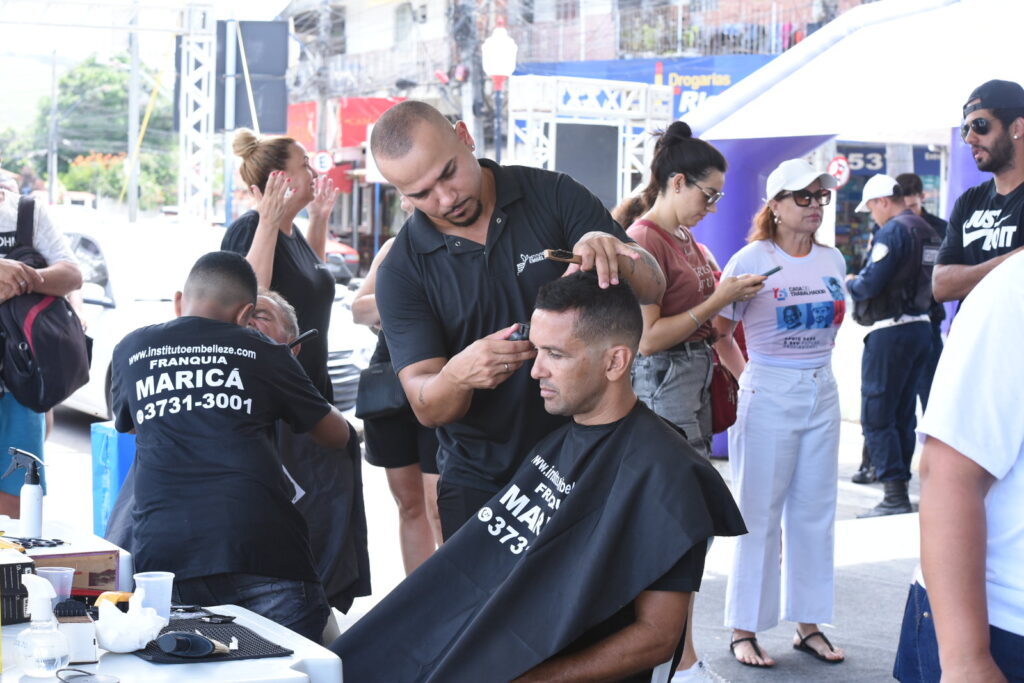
[376,159,631,492]
[110,317,332,582]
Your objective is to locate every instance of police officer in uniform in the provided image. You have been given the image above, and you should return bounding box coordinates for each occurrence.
[847,175,941,518]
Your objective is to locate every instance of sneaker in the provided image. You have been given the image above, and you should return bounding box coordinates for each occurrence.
[671,660,728,682]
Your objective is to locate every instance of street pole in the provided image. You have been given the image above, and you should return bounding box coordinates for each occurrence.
[317,0,330,152]
[481,23,517,165]
[48,51,58,204]
[127,1,140,221]
[453,0,482,152]
[493,77,504,164]
[224,19,237,225]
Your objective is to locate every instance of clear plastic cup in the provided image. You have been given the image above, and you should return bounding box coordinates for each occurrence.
[35,566,74,607]
[133,571,175,620]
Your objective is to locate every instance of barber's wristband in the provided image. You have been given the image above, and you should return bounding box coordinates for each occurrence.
[687,310,701,327]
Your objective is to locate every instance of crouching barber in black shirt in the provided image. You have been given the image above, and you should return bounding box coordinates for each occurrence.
[333,272,745,682]
[110,251,350,641]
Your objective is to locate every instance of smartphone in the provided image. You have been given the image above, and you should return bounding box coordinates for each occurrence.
[544,249,583,265]
[508,323,530,341]
[761,265,782,277]
[288,328,319,349]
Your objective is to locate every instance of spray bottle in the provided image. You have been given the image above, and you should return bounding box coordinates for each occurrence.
[3,448,44,538]
[16,573,70,676]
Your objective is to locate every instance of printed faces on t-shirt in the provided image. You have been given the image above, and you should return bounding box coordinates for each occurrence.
[726,244,846,364]
[773,277,846,331]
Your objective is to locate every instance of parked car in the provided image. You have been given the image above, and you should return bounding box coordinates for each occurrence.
[324,241,356,285]
[328,283,376,414]
[326,237,360,270]
[291,214,360,283]
[54,206,374,419]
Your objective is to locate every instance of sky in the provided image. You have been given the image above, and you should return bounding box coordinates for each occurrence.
[0,0,288,131]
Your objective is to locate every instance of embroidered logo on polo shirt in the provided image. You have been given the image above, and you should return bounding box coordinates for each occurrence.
[517,251,546,275]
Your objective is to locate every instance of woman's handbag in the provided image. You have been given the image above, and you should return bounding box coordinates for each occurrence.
[354,362,408,420]
[709,348,739,434]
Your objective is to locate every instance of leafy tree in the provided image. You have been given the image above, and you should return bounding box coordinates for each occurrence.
[28,53,177,210]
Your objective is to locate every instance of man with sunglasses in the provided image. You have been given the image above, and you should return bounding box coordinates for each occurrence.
[847,175,941,518]
[933,80,1024,303]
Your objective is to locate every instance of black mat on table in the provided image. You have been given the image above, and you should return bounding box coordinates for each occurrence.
[132,618,294,664]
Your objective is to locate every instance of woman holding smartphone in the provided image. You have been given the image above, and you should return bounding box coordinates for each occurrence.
[626,121,764,682]
[628,121,764,460]
[716,159,847,668]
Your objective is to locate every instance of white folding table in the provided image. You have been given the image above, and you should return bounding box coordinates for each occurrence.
[0,603,343,682]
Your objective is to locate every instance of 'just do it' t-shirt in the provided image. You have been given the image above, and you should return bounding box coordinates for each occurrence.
[721,240,847,369]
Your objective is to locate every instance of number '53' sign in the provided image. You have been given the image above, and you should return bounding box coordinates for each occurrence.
[847,152,885,171]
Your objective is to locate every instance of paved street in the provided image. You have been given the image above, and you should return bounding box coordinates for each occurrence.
[47,401,920,682]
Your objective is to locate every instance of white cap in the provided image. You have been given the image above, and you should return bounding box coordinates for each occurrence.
[766,159,837,201]
[856,174,900,212]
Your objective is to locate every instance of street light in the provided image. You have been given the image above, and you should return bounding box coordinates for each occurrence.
[481,20,517,164]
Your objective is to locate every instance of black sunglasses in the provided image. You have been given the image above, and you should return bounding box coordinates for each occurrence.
[779,189,832,207]
[961,117,992,140]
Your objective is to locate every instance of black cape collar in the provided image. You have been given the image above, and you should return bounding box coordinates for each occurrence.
[332,402,746,682]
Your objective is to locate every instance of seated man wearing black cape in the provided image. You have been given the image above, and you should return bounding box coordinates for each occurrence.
[332,271,746,682]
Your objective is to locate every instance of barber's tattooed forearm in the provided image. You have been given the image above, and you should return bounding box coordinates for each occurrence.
[632,247,665,301]
[418,377,428,405]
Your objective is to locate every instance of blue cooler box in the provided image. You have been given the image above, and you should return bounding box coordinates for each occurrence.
[90,422,136,536]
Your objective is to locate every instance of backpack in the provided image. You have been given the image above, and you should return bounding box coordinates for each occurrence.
[852,214,942,326]
[0,196,92,412]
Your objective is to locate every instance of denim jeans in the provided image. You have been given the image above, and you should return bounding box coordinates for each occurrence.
[894,582,1024,682]
[173,573,330,643]
[915,320,944,411]
[861,323,931,481]
[632,343,713,459]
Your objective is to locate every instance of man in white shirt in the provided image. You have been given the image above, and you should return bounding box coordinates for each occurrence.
[0,187,82,517]
[893,251,1024,682]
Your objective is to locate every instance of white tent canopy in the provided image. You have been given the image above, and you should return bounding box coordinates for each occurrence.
[690,0,1024,145]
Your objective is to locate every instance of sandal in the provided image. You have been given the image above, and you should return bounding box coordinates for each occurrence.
[730,636,774,668]
[793,630,845,664]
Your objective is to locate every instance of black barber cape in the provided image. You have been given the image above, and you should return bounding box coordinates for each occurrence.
[275,425,371,612]
[332,401,746,682]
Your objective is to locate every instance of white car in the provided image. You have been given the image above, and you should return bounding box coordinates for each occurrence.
[55,206,375,419]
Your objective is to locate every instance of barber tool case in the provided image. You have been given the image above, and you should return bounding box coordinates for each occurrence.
[0,548,34,624]
[32,549,119,595]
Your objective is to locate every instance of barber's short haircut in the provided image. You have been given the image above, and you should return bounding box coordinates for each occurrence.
[370,101,454,160]
[258,288,300,341]
[184,251,258,310]
[535,271,642,351]
[896,173,924,197]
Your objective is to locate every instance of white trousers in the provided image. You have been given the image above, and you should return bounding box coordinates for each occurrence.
[724,361,840,633]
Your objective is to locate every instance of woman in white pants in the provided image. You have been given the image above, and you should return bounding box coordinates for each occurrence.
[715,159,847,668]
